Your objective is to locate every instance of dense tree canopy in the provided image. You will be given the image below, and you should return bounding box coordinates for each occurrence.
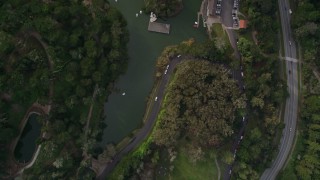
[144,0,183,17]
[240,0,279,53]
[233,35,287,178]
[292,0,320,69]
[295,95,320,179]
[289,1,320,179]
[0,0,128,178]
[153,60,246,148]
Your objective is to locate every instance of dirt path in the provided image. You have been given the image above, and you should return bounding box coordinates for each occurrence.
[82,84,99,160]
[27,31,54,110]
[251,31,271,58]
[215,157,221,180]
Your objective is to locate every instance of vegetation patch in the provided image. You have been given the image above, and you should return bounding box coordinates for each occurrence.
[231,34,287,178]
[240,0,279,54]
[143,0,183,17]
[0,0,128,178]
[170,147,217,180]
[109,42,245,178]
[278,0,320,179]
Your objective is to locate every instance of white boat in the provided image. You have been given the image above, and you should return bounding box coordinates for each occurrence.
[150,12,157,22]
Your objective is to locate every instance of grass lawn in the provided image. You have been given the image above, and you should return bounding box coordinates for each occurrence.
[169,149,218,180]
[211,24,231,50]
[211,24,226,39]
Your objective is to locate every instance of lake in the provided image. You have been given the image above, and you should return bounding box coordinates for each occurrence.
[102,0,208,145]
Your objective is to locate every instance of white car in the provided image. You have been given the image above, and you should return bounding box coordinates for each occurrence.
[241,72,244,77]
[166,65,170,69]
[177,54,181,58]
[242,117,245,121]
[240,136,243,140]
[164,69,168,74]
[155,97,158,101]
[290,128,292,132]
[289,41,292,46]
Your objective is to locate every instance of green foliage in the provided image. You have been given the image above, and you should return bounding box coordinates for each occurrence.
[234,36,285,177]
[0,0,128,178]
[292,0,320,69]
[144,0,183,17]
[240,0,278,53]
[294,95,320,179]
[290,1,320,179]
[152,60,245,148]
[108,136,152,179]
[177,39,227,63]
[170,148,218,179]
[222,151,234,165]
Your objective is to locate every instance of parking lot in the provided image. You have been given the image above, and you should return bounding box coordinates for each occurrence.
[215,0,222,16]
[232,0,240,28]
[212,0,240,29]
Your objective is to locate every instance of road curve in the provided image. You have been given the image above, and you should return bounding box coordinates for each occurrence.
[260,0,298,179]
[96,56,183,179]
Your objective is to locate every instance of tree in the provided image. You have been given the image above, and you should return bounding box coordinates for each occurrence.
[251,96,264,109]
[222,151,234,165]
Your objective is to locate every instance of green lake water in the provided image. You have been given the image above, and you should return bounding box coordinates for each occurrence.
[14,113,41,163]
[102,0,208,145]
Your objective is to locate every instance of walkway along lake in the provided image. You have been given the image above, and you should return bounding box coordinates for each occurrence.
[14,113,41,163]
[102,0,208,145]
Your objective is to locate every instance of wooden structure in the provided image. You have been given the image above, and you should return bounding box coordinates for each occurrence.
[148,22,170,34]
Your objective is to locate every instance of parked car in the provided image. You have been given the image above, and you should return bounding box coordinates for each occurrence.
[216,9,221,15]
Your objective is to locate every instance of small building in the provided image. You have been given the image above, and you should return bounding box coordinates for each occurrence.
[239,20,248,29]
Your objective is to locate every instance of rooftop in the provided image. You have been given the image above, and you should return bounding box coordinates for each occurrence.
[239,20,248,29]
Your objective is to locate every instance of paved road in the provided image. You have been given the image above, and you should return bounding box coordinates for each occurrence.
[221,0,234,27]
[260,0,298,179]
[219,1,247,179]
[96,56,183,180]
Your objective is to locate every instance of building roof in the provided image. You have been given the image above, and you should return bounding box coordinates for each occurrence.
[239,20,248,29]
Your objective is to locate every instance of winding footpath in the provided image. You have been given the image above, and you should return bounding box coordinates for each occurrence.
[260,0,298,179]
[96,56,183,179]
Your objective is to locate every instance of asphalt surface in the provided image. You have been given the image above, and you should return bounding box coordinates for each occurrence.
[260,0,298,179]
[219,0,247,179]
[221,0,235,27]
[96,57,183,180]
